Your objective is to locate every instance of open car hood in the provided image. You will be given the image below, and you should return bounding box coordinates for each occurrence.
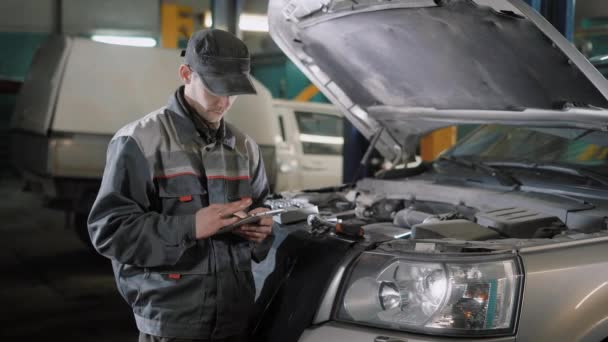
[268,0,608,161]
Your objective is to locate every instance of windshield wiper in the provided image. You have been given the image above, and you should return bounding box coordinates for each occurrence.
[436,155,521,187]
[484,161,608,187]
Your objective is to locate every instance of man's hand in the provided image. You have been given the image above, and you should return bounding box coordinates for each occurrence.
[234,207,273,243]
[194,198,252,239]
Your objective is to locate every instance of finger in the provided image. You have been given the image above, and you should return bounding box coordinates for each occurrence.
[241,226,272,235]
[248,207,268,215]
[221,199,253,215]
[239,224,271,233]
[238,231,267,241]
[241,223,263,232]
[258,216,273,226]
[220,217,240,227]
[238,224,257,231]
[233,210,248,219]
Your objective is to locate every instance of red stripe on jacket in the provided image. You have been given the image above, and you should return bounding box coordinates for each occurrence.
[154,172,201,179]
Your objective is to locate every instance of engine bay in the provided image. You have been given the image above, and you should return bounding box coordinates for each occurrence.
[268,177,608,253]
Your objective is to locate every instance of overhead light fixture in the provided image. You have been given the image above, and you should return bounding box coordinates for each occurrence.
[202,12,268,32]
[91,35,157,47]
[239,14,268,32]
[204,10,213,28]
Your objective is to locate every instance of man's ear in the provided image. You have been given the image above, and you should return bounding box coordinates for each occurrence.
[178,64,192,84]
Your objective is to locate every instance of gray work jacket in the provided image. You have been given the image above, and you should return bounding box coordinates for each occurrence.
[88,87,270,339]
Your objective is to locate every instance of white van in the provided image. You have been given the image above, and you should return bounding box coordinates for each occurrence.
[270,99,343,191]
[10,35,344,245]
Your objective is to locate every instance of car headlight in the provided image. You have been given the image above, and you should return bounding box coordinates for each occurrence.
[336,252,522,337]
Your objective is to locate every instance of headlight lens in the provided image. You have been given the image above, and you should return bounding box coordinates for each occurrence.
[337,253,522,337]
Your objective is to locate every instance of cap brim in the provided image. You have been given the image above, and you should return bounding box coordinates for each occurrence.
[199,72,257,96]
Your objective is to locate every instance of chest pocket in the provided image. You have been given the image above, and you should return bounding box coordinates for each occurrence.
[152,174,214,274]
[202,145,253,204]
[156,174,208,216]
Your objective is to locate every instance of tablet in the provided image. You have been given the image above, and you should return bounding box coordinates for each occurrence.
[216,208,286,235]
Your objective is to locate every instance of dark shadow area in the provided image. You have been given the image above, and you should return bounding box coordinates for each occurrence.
[0,176,135,341]
[251,228,355,342]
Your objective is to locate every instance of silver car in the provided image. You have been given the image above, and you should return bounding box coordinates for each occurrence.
[251,0,608,341]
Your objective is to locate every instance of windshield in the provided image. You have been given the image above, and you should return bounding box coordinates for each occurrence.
[446,125,608,173]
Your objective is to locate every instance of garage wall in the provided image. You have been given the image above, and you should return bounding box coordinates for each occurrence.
[0,0,55,32]
[0,0,57,33]
[62,0,160,37]
[0,0,161,36]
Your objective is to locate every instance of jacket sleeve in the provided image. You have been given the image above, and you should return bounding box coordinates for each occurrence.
[87,135,197,267]
[249,144,274,263]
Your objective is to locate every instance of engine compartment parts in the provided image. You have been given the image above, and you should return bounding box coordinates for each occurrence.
[393,208,467,228]
[362,222,411,241]
[307,215,336,237]
[475,208,564,239]
[393,208,439,228]
[335,220,366,238]
[265,197,320,224]
[411,219,502,241]
[306,215,365,239]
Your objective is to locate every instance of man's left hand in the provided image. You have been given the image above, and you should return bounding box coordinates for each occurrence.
[234,207,273,243]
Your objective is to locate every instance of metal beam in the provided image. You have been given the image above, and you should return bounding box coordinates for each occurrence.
[211,0,243,34]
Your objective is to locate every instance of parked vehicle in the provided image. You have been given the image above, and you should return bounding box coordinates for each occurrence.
[250,1,608,341]
[270,99,343,191]
[590,55,608,78]
[9,35,341,246]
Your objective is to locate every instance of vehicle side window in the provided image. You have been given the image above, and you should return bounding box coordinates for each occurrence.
[295,111,343,155]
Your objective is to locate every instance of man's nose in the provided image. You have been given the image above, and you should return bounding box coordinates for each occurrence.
[218,96,229,107]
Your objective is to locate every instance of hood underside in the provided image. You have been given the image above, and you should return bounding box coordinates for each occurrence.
[269,0,608,160]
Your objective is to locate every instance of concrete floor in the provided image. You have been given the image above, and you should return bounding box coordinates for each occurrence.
[0,174,136,340]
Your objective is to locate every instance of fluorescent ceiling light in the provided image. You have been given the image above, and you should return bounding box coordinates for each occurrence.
[204,10,213,28]
[601,55,608,61]
[239,14,268,32]
[91,35,157,47]
[299,134,344,145]
[203,12,268,32]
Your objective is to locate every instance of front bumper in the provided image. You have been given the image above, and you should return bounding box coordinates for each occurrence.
[298,322,516,342]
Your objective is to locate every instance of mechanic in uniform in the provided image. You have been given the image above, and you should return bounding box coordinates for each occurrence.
[88,28,273,342]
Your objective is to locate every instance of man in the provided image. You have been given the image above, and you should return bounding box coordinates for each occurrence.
[88,29,273,342]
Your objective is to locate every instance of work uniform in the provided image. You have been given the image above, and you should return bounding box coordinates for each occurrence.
[88,86,271,340]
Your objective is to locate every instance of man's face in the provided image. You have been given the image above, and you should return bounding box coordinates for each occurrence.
[182,66,237,123]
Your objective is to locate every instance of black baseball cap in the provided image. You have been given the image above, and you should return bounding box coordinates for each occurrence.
[182,29,257,96]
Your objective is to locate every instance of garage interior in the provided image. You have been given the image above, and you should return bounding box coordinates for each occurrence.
[1,0,608,341]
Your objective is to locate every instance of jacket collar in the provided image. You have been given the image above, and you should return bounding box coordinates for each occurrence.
[166,86,236,148]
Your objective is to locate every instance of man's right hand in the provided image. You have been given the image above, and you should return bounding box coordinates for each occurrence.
[194,198,252,239]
